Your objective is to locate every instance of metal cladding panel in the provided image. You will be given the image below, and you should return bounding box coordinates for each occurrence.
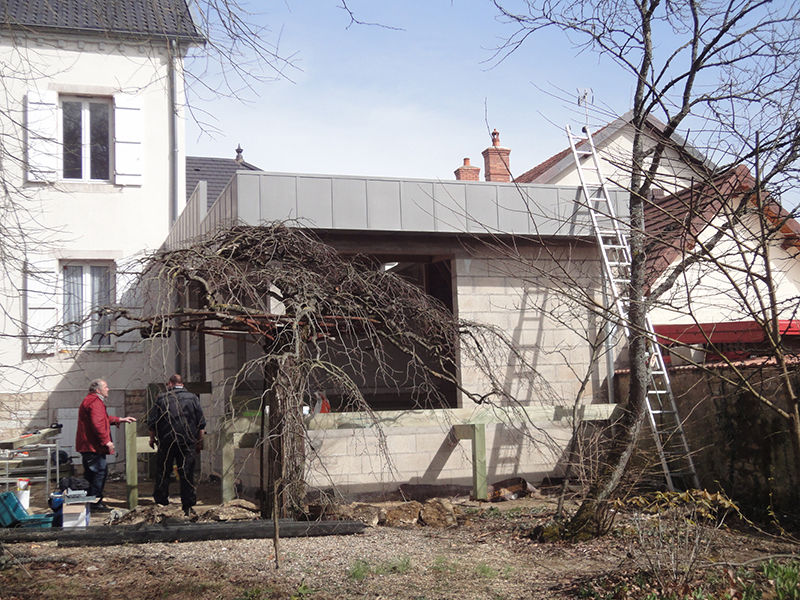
[498,186,534,235]
[522,186,562,236]
[236,173,261,225]
[366,179,402,230]
[400,181,435,230]
[332,178,368,229]
[259,175,298,222]
[297,177,334,228]
[557,186,593,237]
[433,183,468,232]
[465,185,499,233]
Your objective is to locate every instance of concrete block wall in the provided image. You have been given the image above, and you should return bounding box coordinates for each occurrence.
[454,245,607,408]
[303,417,575,496]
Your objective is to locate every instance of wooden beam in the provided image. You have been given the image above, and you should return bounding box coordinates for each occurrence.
[452,423,487,501]
[0,519,366,546]
[221,422,236,503]
[125,423,138,509]
[0,428,59,449]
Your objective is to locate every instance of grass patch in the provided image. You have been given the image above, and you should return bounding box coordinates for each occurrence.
[347,559,371,582]
[475,562,498,578]
[347,556,412,581]
[233,588,276,600]
[430,555,458,575]
[375,556,412,575]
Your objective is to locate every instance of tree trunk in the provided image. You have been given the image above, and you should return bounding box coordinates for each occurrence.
[264,354,307,519]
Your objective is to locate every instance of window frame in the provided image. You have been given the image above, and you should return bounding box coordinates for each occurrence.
[59,95,113,183]
[60,261,115,349]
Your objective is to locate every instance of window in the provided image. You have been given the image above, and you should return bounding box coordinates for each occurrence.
[62,263,113,347]
[26,90,142,185]
[61,97,111,181]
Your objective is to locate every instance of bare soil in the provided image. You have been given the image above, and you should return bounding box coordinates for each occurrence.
[1,479,798,599]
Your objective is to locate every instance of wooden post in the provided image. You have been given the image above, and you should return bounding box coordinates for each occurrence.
[125,422,138,509]
[453,423,488,501]
[222,421,235,503]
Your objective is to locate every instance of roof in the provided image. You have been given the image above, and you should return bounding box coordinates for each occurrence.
[186,155,261,210]
[514,111,713,185]
[643,164,756,287]
[0,0,203,42]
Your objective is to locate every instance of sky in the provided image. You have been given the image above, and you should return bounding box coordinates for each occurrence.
[184,1,632,181]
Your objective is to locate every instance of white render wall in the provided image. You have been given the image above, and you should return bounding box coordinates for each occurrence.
[545,125,699,194]
[0,31,189,438]
[650,210,800,325]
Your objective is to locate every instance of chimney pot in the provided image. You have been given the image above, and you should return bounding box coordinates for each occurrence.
[235,144,244,164]
[454,156,480,181]
[482,129,511,182]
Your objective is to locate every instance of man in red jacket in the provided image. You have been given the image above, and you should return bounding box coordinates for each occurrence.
[75,379,136,511]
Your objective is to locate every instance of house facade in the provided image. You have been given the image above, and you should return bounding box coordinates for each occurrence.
[166,166,621,496]
[0,1,202,461]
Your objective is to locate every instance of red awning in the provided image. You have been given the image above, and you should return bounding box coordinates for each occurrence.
[654,320,800,345]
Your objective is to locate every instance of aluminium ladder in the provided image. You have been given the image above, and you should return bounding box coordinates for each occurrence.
[566,124,700,491]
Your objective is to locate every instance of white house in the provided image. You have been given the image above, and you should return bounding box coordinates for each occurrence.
[0,0,203,460]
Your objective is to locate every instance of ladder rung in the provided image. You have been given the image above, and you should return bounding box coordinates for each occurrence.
[651,409,676,415]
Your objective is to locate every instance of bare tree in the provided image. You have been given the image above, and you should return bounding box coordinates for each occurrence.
[492,0,800,535]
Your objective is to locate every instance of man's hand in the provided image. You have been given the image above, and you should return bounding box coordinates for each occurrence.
[120,416,136,423]
[106,441,115,455]
[148,435,156,449]
[195,430,204,452]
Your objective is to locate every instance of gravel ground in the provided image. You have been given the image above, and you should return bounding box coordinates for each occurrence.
[4,480,798,599]
[2,518,628,600]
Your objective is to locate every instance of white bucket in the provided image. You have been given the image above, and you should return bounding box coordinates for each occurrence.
[15,489,30,511]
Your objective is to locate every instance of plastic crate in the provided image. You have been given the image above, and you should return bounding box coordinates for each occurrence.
[17,514,53,528]
[0,490,30,527]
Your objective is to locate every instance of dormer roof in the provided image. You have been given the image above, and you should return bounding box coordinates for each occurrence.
[0,0,203,43]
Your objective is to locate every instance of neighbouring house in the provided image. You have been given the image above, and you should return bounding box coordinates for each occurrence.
[512,114,800,507]
[512,116,800,364]
[0,0,203,466]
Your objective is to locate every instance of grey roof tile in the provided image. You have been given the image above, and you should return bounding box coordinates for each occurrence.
[0,0,202,42]
[186,155,261,210]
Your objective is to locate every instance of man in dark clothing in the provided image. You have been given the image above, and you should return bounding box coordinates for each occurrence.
[148,374,206,515]
[75,379,136,511]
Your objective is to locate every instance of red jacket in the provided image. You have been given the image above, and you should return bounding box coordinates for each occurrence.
[75,393,120,454]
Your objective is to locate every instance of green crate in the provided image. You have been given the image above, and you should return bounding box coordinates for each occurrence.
[0,491,29,526]
[18,514,53,528]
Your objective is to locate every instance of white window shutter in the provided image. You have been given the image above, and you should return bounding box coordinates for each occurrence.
[114,94,143,186]
[114,267,143,352]
[24,258,59,354]
[26,90,58,183]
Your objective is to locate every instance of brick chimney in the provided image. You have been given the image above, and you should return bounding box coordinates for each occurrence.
[454,157,480,181]
[482,129,511,182]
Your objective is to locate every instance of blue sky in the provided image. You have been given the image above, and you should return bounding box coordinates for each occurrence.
[185,2,631,180]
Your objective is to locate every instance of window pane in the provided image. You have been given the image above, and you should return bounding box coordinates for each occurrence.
[90,266,111,346]
[63,265,83,345]
[89,102,109,180]
[62,101,82,179]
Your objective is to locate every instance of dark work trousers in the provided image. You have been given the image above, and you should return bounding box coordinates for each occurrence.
[153,441,197,511]
[80,452,108,502]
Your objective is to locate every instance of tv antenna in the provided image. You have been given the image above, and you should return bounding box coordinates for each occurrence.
[577,88,593,126]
